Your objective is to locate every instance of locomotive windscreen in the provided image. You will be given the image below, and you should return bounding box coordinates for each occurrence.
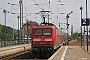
[34,29,52,35]
[43,29,52,35]
[34,29,42,35]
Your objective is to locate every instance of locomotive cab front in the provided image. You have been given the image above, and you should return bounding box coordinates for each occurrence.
[31,26,55,55]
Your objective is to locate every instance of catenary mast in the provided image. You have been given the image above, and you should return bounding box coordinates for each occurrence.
[19,0,23,40]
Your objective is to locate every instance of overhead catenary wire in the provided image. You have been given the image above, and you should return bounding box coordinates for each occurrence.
[23,0,28,16]
[33,0,44,10]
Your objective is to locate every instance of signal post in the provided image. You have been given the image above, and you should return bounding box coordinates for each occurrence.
[66,11,73,45]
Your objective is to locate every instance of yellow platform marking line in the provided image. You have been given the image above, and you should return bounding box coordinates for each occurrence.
[48,46,63,60]
[60,46,68,60]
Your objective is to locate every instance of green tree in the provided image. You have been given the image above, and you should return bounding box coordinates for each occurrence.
[0,24,18,40]
[71,32,80,41]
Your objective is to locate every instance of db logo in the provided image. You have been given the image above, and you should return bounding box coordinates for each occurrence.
[42,36,44,41]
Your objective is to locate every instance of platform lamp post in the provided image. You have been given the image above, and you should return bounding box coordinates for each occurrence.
[17,15,20,45]
[26,20,28,43]
[80,6,83,47]
[3,9,7,47]
[86,0,88,51]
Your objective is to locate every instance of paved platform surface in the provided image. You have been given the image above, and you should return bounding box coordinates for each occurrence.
[48,46,66,60]
[83,46,90,55]
[88,46,90,54]
[65,46,90,60]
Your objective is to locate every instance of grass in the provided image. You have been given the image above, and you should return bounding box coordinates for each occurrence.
[69,39,90,46]
[69,40,81,46]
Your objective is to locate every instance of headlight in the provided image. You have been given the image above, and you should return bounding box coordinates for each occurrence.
[33,38,41,41]
[45,38,52,41]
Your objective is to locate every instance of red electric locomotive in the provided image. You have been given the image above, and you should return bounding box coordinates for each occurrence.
[31,23,67,56]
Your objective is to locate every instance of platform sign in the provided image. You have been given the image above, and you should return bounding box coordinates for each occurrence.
[81,18,89,26]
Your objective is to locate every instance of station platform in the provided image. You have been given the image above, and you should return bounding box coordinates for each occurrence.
[64,46,90,60]
[0,44,31,58]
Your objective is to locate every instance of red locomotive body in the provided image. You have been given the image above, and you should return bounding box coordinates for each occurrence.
[31,25,67,55]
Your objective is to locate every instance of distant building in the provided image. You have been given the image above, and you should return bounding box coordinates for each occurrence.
[23,21,39,38]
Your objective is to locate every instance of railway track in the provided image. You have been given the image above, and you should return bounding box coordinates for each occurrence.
[14,46,65,60]
[0,50,30,60]
[13,51,50,60]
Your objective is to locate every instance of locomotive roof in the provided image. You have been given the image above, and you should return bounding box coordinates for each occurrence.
[32,25,56,29]
[39,22,58,29]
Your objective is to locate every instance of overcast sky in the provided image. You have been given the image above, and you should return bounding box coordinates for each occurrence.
[0,0,90,34]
